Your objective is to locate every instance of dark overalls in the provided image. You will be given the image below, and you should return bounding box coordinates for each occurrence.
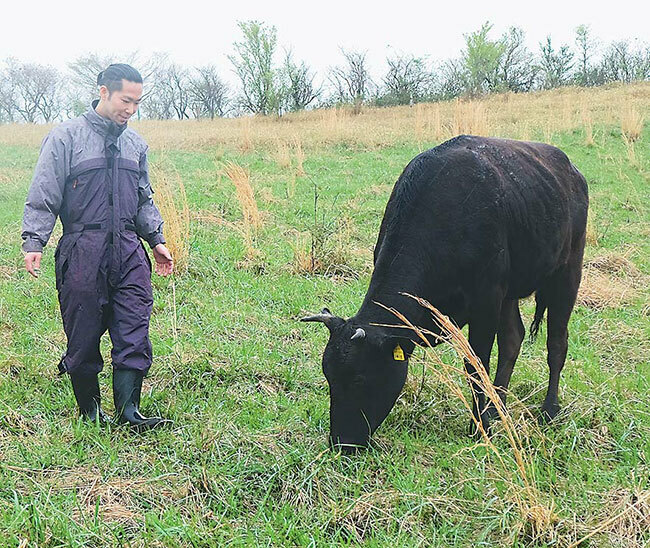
[22,102,165,377]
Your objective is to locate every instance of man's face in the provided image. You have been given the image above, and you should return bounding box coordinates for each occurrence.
[99,79,143,125]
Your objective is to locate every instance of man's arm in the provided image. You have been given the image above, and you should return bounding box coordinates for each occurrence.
[22,131,69,277]
[135,147,166,249]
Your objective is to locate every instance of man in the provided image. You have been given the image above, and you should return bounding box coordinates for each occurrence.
[22,63,173,429]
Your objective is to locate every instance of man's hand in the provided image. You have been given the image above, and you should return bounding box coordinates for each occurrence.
[25,252,42,278]
[152,244,173,277]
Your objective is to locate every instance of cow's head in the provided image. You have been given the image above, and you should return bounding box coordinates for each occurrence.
[301,308,414,452]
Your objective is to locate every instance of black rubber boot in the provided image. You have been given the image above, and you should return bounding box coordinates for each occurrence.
[112,369,167,430]
[69,372,110,424]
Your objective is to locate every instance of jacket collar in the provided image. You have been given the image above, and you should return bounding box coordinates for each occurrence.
[84,100,127,142]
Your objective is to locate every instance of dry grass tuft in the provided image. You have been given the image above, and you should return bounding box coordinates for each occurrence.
[577,252,644,310]
[239,116,254,152]
[290,231,315,274]
[585,252,642,278]
[585,212,599,246]
[568,489,650,548]
[257,186,281,204]
[0,264,18,280]
[452,98,489,137]
[289,219,360,279]
[334,488,465,543]
[623,136,639,167]
[293,137,306,177]
[621,104,644,142]
[275,140,291,169]
[221,161,262,231]
[220,161,263,260]
[581,106,594,146]
[149,158,190,273]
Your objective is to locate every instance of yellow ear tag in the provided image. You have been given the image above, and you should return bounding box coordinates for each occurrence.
[393,344,405,361]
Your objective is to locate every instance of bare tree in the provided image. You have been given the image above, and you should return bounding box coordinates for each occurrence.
[229,20,282,115]
[328,49,372,112]
[140,87,175,120]
[188,65,229,119]
[436,59,466,100]
[379,53,431,105]
[498,27,538,92]
[600,40,650,84]
[137,59,192,120]
[6,59,62,122]
[538,36,574,89]
[165,64,191,119]
[0,66,17,122]
[67,51,171,117]
[281,51,320,112]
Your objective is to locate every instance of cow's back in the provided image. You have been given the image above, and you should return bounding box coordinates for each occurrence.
[371,135,588,304]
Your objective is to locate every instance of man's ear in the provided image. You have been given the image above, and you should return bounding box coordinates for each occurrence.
[99,85,109,101]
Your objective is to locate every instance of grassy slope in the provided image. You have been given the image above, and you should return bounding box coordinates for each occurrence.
[0,106,648,547]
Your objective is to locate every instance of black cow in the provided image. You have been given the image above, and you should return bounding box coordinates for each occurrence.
[302,135,588,452]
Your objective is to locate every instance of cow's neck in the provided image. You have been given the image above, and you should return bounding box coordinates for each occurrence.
[355,261,433,330]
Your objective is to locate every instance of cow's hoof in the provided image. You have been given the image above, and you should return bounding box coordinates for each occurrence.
[539,403,561,424]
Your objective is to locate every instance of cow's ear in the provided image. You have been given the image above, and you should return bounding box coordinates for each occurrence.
[300,308,344,331]
[380,333,416,360]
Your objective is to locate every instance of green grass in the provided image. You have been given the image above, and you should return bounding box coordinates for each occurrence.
[0,120,648,547]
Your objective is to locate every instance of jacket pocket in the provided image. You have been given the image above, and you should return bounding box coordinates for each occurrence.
[54,233,81,291]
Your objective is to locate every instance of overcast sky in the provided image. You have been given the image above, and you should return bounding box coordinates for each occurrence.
[2,0,648,83]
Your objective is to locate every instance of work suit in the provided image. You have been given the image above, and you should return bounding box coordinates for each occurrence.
[22,102,165,377]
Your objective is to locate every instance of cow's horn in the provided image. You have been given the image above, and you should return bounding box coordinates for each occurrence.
[350,328,366,340]
[300,307,334,323]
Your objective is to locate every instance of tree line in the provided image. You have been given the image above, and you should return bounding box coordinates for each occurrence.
[1,21,648,124]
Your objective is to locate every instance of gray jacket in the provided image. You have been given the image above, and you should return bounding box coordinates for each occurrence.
[22,103,165,253]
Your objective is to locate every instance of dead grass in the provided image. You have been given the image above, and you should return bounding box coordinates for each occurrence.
[334,488,472,543]
[621,104,644,142]
[568,488,650,548]
[452,98,489,137]
[289,217,361,279]
[275,140,291,169]
[220,161,263,261]
[149,158,190,273]
[581,105,594,146]
[4,84,646,152]
[8,465,187,529]
[0,167,31,189]
[293,137,306,177]
[577,252,645,310]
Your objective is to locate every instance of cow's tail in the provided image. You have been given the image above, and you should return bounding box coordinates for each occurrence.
[529,289,548,342]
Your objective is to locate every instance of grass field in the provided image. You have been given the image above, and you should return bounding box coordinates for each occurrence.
[0,83,648,547]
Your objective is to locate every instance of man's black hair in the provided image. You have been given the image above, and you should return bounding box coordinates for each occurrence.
[97,63,143,95]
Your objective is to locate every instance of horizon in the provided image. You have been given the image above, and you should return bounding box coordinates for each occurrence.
[3,0,649,85]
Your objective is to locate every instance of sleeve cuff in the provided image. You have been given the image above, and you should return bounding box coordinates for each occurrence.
[146,233,165,249]
[22,238,44,253]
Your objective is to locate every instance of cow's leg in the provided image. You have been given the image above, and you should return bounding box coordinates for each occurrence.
[541,254,583,422]
[466,298,502,435]
[483,298,525,422]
